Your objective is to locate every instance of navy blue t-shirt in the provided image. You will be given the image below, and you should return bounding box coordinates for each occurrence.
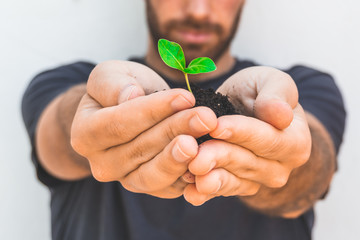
[22,58,346,240]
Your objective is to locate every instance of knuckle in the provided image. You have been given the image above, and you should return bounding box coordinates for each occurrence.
[120,178,141,193]
[289,132,312,168]
[127,139,149,160]
[158,159,179,176]
[133,168,152,192]
[147,107,159,124]
[70,136,85,155]
[165,126,175,142]
[271,176,288,188]
[297,148,311,167]
[297,139,312,166]
[269,167,290,188]
[239,182,260,196]
[248,184,261,195]
[89,155,118,183]
[70,131,92,157]
[164,121,179,142]
[120,180,132,192]
[91,166,113,182]
[165,109,194,140]
[70,122,87,155]
[71,116,104,156]
[105,116,127,138]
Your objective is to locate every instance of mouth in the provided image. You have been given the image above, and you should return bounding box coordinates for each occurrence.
[173,28,214,45]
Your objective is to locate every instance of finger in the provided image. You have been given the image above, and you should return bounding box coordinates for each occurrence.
[87,60,170,107]
[181,171,195,184]
[71,89,195,153]
[217,66,298,129]
[210,106,310,162]
[210,115,282,157]
[188,140,290,188]
[100,106,217,179]
[183,184,213,206]
[118,83,145,104]
[121,135,198,192]
[147,179,188,199]
[195,168,261,197]
[254,98,294,130]
[252,67,298,129]
[183,169,261,206]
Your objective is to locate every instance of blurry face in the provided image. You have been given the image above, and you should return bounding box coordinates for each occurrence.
[146,0,245,63]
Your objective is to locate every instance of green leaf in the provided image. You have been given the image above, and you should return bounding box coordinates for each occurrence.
[184,57,217,74]
[158,39,186,72]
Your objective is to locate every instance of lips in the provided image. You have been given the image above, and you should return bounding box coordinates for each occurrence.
[180,30,213,44]
[172,28,214,45]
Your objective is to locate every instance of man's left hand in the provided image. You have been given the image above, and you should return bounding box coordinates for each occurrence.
[183,66,312,206]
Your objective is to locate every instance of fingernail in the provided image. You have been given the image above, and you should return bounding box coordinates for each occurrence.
[181,171,195,183]
[118,84,137,103]
[171,95,194,110]
[190,114,210,132]
[172,142,191,163]
[212,129,232,139]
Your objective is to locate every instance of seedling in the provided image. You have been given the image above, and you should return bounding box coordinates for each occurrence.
[158,39,216,93]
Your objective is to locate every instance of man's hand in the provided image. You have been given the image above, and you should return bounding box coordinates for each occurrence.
[183,67,312,206]
[71,61,218,199]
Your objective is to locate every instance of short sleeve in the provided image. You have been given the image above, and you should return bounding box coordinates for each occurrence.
[21,61,95,187]
[287,66,346,154]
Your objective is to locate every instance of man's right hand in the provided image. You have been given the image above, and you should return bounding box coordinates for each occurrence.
[71,61,217,198]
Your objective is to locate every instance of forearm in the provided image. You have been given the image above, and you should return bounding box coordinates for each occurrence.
[36,84,91,180]
[240,112,336,218]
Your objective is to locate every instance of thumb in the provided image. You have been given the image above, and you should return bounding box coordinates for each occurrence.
[254,97,294,130]
[87,60,169,107]
[253,67,298,129]
[118,84,145,104]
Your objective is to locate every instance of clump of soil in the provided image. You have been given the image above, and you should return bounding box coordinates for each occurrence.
[191,85,238,144]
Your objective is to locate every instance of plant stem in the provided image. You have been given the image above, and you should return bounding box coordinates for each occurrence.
[184,73,192,93]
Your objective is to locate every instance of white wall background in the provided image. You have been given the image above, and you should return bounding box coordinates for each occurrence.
[0,0,359,239]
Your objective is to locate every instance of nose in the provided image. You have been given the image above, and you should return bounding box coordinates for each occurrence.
[185,0,211,21]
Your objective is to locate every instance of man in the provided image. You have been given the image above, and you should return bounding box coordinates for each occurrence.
[22,0,345,239]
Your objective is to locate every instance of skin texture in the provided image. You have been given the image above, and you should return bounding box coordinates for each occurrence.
[35,0,336,218]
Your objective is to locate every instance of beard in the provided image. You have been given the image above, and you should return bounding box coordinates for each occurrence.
[146,1,242,63]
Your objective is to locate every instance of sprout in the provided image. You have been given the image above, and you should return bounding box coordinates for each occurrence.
[158,39,217,93]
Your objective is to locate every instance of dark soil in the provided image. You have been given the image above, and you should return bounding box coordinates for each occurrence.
[191,85,238,144]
